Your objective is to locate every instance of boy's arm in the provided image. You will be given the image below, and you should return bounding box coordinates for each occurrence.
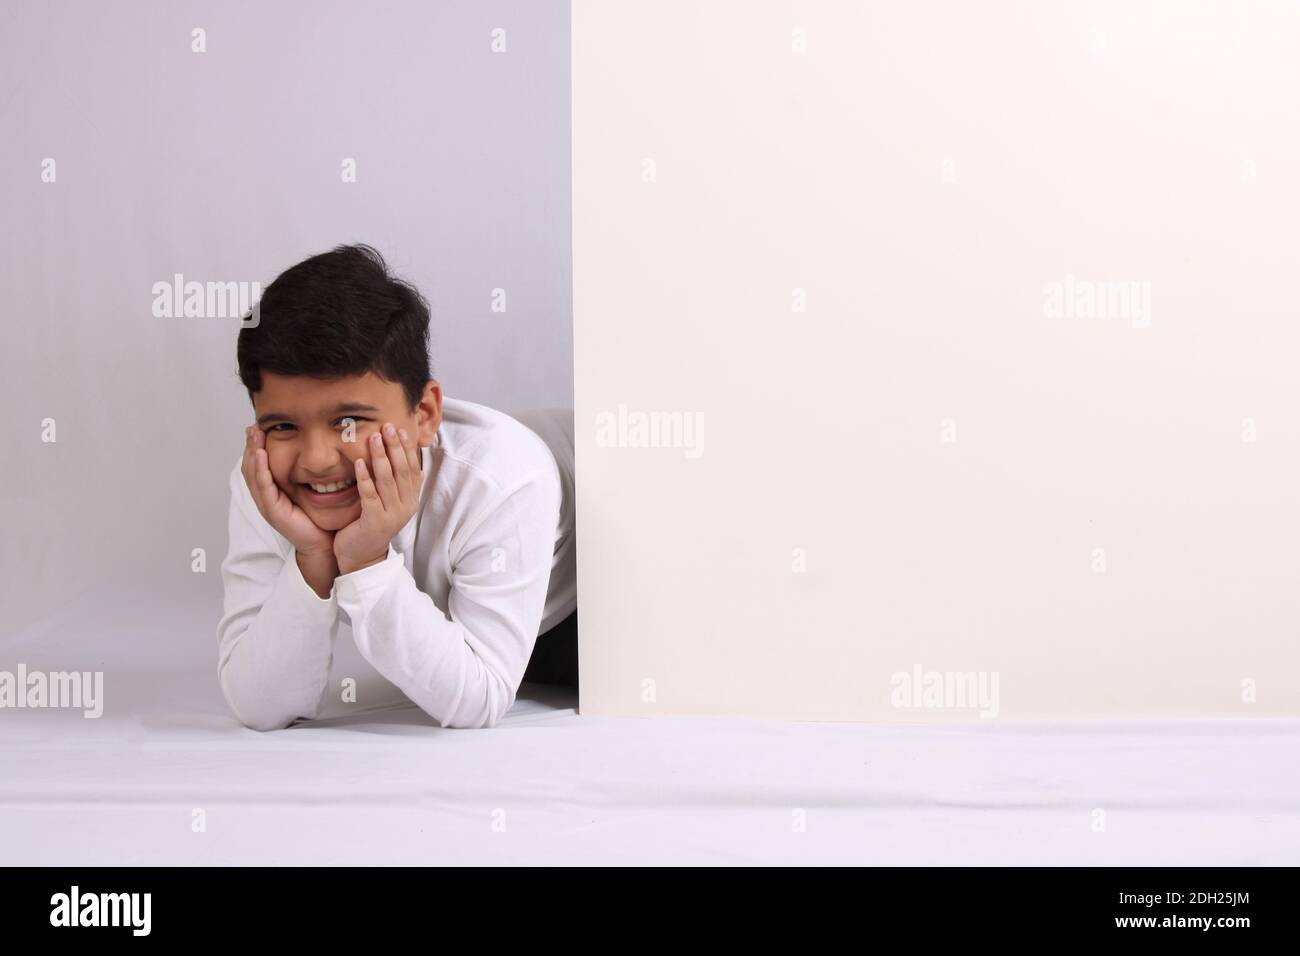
[335,468,562,729]
[216,459,340,731]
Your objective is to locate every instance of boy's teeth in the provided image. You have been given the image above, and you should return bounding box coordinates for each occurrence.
[309,479,356,494]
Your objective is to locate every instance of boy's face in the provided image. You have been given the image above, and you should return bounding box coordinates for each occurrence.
[252,371,441,532]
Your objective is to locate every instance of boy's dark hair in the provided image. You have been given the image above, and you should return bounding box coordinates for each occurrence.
[238,243,432,410]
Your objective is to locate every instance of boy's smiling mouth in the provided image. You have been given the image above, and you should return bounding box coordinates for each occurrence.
[297,477,358,504]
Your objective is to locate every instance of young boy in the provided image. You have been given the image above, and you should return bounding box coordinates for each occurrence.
[216,244,577,731]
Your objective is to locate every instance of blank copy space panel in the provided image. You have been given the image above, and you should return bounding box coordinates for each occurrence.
[572,0,1300,720]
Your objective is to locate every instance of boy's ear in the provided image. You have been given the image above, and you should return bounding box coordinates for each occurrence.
[414,379,442,448]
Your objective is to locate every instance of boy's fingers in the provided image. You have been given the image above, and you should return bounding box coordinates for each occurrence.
[253,449,280,508]
[240,427,255,477]
[369,432,397,508]
[382,424,409,501]
[398,428,420,481]
[241,433,265,505]
[355,458,381,509]
[246,430,264,470]
[245,464,267,515]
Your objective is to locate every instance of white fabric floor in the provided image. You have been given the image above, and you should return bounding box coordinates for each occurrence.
[3,586,1298,865]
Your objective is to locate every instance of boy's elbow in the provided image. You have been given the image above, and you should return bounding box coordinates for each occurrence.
[226,696,295,732]
[445,716,496,730]
[237,710,295,732]
[442,707,502,730]
[449,712,504,728]
[441,676,516,730]
[217,666,297,732]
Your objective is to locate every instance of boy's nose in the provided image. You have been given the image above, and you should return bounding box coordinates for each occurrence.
[300,435,346,473]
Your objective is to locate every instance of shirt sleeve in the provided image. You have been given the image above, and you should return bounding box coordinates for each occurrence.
[334,467,561,729]
[216,460,340,731]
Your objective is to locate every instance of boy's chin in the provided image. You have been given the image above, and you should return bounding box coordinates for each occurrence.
[303,505,361,532]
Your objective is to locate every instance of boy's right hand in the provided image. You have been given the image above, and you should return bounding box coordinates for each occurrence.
[241,426,335,556]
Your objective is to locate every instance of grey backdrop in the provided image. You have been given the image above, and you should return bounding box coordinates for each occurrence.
[1,0,573,637]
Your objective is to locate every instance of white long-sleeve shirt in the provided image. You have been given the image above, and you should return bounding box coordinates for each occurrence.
[216,398,576,731]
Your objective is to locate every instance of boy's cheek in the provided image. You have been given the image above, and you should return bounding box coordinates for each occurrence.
[341,423,376,447]
[266,455,295,493]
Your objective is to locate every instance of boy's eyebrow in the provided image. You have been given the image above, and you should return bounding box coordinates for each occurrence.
[256,403,382,426]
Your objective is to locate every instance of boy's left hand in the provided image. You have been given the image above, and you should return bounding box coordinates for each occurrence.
[334,423,423,574]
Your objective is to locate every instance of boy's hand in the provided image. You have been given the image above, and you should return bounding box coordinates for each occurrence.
[241,425,336,557]
[334,424,422,574]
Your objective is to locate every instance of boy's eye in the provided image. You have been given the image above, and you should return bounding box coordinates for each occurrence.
[265,418,369,434]
[261,416,369,434]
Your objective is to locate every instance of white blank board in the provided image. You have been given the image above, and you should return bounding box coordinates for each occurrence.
[572,0,1300,721]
